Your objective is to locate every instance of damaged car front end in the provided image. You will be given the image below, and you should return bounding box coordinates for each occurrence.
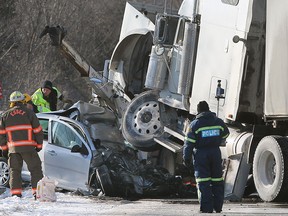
[11,101,195,198]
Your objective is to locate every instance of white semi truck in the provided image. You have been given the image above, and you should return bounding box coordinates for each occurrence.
[41,0,288,202]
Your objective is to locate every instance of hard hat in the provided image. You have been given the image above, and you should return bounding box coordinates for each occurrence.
[23,93,32,104]
[9,91,25,102]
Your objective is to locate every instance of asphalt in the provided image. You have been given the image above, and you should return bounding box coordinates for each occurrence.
[88,196,288,216]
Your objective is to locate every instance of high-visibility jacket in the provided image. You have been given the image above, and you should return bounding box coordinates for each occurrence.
[32,87,62,112]
[0,104,43,153]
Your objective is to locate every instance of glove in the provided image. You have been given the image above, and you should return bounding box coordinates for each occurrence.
[36,148,42,152]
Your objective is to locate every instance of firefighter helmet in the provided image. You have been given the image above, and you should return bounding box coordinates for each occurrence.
[9,91,25,102]
[23,93,32,104]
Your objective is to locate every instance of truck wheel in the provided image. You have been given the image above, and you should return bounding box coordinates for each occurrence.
[159,148,176,175]
[0,157,9,187]
[253,136,288,201]
[122,90,162,151]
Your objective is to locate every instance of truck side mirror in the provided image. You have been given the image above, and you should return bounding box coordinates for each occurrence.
[154,16,168,45]
[153,14,179,46]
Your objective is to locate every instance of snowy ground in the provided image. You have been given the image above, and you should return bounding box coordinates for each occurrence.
[2,187,288,216]
[0,187,119,216]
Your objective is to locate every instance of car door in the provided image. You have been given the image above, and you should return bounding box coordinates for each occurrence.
[21,118,49,181]
[44,118,92,191]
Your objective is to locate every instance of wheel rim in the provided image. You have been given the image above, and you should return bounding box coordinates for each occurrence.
[257,150,276,186]
[131,100,160,137]
[0,161,9,186]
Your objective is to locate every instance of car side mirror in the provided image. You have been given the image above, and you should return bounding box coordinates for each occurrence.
[71,145,81,153]
[71,144,89,156]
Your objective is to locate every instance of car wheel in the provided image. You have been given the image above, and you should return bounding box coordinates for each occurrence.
[122,90,162,151]
[253,136,288,201]
[0,157,9,187]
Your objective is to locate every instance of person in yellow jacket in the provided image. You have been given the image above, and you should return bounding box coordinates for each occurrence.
[0,91,43,198]
[32,80,64,112]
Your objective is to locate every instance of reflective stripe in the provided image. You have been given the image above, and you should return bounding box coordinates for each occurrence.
[0,145,8,151]
[222,134,229,139]
[5,124,36,145]
[185,136,196,143]
[37,144,43,149]
[7,131,12,142]
[196,177,223,183]
[195,126,224,134]
[28,128,32,141]
[6,124,32,131]
[196,177,211,183]
[11,188,22,195]
[0,129,6,134]
[8,140,37,147]
[33,125,42,133]
[211,177,224,182]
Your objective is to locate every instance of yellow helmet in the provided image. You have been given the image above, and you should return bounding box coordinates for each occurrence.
[23,93,32,104]
[9,91,25,102]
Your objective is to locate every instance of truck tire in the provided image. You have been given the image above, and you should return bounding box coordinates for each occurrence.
[122,90,162,151]
[0,157,9,187]
[253,136,288,201]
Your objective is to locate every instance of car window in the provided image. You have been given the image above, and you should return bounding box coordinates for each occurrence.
[51,121,83,150]
[68,122,89,144]
[39,119,49,140]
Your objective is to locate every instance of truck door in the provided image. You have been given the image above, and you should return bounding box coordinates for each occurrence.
[189,0,253,120]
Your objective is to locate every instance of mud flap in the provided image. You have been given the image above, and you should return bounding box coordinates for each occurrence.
[223,153,250,201]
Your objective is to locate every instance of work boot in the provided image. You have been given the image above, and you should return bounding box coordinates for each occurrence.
[33,193,37,200]
[12,194,22,198]
[199,209,213,213]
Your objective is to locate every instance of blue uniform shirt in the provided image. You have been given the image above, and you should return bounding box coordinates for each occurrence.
[183,111,229,162]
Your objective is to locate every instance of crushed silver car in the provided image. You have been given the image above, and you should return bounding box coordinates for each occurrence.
[1,101,192,198]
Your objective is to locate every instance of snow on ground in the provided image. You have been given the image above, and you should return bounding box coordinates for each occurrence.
[0,187,119,216]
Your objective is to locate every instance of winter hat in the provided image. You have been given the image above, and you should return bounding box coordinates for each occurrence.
[197,101,209,113]
[42,80,53,90]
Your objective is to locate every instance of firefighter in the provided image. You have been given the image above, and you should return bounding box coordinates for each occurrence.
[31,80,64,112]
[183,101,229,213]
[23,93,39,113]
[0,91,43,198]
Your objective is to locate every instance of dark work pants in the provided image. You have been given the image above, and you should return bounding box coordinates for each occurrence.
[193,147,224,212]
[9,151,43,195]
